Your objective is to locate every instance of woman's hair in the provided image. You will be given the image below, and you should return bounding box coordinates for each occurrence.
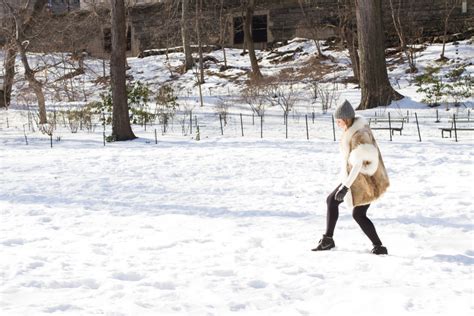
[343,118,354,127]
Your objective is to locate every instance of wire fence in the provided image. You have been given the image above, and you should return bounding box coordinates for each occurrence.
[0,106,473,148]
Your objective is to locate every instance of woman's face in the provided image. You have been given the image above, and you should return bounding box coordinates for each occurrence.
[336,119,347,130]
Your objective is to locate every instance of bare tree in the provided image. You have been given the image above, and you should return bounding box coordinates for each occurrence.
[181,0,193,71]
[242,0,263,80]
[389,0,417,73]
[355,0,403,109]
[260,77,297,117]
[1,39,16,108]
[1,0,49,123]
[111,0,136,140]
[336,0,360,83]
[195,0,204,83]
[241,81,266,116]
[440,0,461,61]
[297,0,325,57]
[218,0,228,69]
[1,0,98,112]
[318,82,341,113]
[192,60,204,107]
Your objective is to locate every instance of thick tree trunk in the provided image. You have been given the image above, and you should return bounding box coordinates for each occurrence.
[2,42,17,108]
[181,0,193,71]
[244,0,263,80]
[111,0,136,141]
[355,0,403,110]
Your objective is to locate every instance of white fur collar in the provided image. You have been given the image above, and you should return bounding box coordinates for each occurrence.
[340,116,368,156]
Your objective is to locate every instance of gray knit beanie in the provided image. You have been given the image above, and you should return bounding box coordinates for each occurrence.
[334,100,355,120]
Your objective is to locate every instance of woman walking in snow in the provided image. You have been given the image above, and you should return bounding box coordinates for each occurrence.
[312,100,389,255]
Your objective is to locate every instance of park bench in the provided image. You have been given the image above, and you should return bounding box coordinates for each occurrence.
[448,117,471,123]
[369,116,409,123]
[440,119,474,139]
[368,117,405,135]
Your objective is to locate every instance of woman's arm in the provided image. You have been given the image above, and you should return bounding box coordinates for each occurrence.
[342,160,362,188]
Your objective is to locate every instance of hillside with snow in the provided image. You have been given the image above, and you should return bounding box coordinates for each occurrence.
[0,39,473,315]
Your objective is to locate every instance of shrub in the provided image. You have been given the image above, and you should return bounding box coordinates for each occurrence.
[63,108,93,133]
[415,66,444,107]
[87,81,154,127]
[128,81,154,125]
[415,65,472,108]
[155,84,178,133]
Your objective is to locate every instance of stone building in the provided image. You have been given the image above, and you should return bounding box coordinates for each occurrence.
[92,0,474,57]
[1,0,473,58]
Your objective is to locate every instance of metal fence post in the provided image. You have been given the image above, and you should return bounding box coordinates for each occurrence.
[388,112,392,141]
[331,115,336,141]
[305,114,309,140]
[415,112,422,142]
[453,114,458,142]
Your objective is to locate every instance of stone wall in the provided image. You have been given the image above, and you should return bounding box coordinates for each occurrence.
[127,0,472,53]
[251,0,473,47]
[6,0,470,57]
[129,1,222,56]
[40,0,474,57]
[380,0,474,43]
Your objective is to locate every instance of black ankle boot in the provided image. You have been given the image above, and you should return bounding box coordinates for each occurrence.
[371,245,388,255]
[311,235,335,251]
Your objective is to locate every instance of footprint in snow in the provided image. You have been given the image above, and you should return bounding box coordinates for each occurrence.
[247,280,268,289]
[48,279,100,289]
[112,272,144,281]
[1,238,25,246]
[211,270,235,277]
[229,303,247,311]
[248,237,263,248]
[405,299,415,311]
[38,217,52,223]
[43,304,80,313]
[92,247,108,255]
[27,209,46,216]
[15,261,45,276]
[307,273,325,279]
[140,281,176,290]
[27,261,44,270]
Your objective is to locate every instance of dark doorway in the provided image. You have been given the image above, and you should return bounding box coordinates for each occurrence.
[233,15,268,45]
[103,26,132,53]
[126,26,132,51]
[233,16,244,44]
[103,28,112,53]
[252,15,267,43]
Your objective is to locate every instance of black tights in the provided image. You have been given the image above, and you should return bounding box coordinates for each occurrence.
[325,186,382,246]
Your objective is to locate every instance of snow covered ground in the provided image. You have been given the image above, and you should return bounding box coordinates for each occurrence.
[0,39,473,315]
[1,127,473,316]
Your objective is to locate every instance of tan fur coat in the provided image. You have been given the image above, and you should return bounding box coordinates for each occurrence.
[340,116,390,208]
